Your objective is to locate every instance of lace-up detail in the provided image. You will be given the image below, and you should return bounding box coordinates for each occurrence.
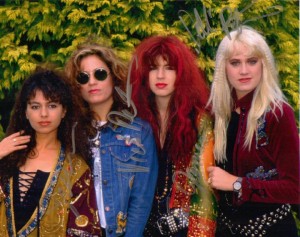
[13,169,49,232]
[18,171,36,202]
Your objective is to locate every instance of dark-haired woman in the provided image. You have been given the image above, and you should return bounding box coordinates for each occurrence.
[0,67,101,236]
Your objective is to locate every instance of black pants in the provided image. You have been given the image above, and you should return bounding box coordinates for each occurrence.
[101,228,106,237]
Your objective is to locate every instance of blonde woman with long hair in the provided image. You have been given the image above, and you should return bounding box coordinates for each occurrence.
[207,26,299,236]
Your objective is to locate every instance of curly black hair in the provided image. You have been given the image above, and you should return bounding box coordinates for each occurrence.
[0,66,91,185]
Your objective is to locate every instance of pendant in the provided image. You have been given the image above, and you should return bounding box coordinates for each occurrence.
[75,215,89,227]
[94,139,100,146]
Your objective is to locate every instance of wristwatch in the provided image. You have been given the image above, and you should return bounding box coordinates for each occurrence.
[233,177,242,193]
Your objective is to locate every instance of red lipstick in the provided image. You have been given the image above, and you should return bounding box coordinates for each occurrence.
[88,89,100,94]
[156,83,167,89]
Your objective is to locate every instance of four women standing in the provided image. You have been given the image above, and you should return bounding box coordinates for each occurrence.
[0,25,298,237]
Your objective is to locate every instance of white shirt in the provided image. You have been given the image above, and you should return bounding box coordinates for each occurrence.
[91,121,107,228]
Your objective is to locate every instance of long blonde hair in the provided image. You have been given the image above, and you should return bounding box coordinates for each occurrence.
[208,26,286,163]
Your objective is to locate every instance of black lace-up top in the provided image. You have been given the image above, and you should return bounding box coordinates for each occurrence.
[13,169,49,232]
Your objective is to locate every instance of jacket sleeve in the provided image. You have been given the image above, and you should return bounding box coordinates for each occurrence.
[67,168,102,237]
[240,103,300,204]
[124,122,158,237]
[188,115,218,237]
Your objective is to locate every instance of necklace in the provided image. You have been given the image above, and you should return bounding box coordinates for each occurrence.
[91,128,101,147]
[93,133,101,146]
[155,159,171,201]
[155,153,176,216]
[91,121,107,147]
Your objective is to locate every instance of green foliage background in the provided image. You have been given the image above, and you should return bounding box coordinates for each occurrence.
[0,0,299,232]
[0,0,298,139]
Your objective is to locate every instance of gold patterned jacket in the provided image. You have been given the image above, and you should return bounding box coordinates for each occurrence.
[0,147,101,237]
[169,114,218,237]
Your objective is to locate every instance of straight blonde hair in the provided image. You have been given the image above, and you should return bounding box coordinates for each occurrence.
[208,26,286,163]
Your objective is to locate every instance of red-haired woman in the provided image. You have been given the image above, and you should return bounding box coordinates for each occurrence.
[130,35,217,237]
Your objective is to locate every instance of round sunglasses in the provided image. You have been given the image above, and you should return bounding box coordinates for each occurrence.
[76,68,110,85]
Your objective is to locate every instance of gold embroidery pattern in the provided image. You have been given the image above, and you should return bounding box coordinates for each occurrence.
[170,115,218,236]
[188,216,216,237]
[116,211,127,234]
[75,215,89,227]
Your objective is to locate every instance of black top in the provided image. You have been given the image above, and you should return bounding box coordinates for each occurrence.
[225,111,240,173]
[13,169,49,232]
[144,136,187,237]
[218,111,239,212]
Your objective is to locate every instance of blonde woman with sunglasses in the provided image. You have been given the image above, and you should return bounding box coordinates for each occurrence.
[65,43,158,237]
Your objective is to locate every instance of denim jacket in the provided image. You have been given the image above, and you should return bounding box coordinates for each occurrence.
[92,117,158,237]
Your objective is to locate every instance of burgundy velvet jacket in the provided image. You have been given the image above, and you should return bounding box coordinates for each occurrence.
[232,91,299,205]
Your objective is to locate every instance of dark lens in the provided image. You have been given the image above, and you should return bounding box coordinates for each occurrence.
[77,72,89,84]
[94,68,108,81]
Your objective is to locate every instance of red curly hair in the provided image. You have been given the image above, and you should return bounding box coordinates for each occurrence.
[131,35,210,164]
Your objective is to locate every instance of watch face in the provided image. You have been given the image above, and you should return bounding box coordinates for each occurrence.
[234,181,241,191]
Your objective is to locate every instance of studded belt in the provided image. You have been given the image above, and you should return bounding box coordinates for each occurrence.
[156,208,189,236]
[218,204,291,236]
